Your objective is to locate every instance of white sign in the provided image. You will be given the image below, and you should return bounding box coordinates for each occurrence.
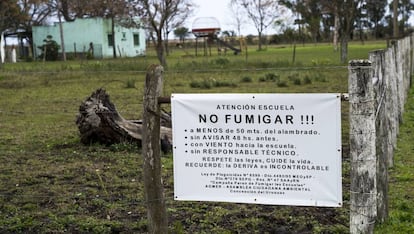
[171,93,342,207]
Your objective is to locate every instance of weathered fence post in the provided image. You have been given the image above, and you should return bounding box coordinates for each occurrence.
[142,64,168,233]
[384,46,398,167]
[411,34,414,82]
[349,60,377,234]
[369,50,389,222]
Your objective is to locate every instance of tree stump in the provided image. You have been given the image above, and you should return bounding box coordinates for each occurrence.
[76,88,172,153]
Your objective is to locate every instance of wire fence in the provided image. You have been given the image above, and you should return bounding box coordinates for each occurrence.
[6,41,414,231]
[348,35,413,233]
[3,32,414,231]
[0,63,360,231]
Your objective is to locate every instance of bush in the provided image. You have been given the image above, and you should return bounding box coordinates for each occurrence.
[37,35,60,61]
[190,78,237,89]
[259,73,280,82]
[214,58,230,66]
[303,76,312,84]
[240,76,252,83]
[215,80,236,87]
[314,74,327,82]
[287,73,302,85]
[190,80,212,89]
[277,80,288,87]
[292,77,302,85]
[265,73,280,82]
[125,79,136,89]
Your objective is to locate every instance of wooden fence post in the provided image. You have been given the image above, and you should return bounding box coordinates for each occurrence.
[384,46,398,167]
[369,50,389,222]
[349,60,377,234]
[142,64,168,233]
[411,34,414,83]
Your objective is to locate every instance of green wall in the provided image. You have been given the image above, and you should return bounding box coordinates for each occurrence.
[32,18,146,59]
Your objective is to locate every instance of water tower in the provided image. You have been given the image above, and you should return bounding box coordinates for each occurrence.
[191,17,220,56]
[191,17,241,56]
[192,17,221,38]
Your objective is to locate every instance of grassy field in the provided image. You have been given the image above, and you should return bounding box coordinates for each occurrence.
[0,41,412,233]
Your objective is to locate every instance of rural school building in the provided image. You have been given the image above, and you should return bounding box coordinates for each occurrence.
[32,17,146,59]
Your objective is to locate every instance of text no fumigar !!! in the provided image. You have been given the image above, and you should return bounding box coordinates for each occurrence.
[199,114,294,124]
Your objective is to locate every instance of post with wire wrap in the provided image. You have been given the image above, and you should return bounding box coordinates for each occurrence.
[348,60,377,234]
[142,64,168,233]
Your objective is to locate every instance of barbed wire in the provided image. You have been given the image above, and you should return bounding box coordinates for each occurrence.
[0,70,350,116]
[0,109,144,117]
[1,65,349,75]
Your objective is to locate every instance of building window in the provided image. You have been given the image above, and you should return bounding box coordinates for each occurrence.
[107,34,113,47]
[122,32,126,41]
[133,34,139,46]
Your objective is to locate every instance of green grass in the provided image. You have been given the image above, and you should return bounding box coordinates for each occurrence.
[2,40,409,233]
[374,87,414,234]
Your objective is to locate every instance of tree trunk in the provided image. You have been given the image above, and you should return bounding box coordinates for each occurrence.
[156,39,167,68]
[111,17,117,58]
[58,10,66,61]
[258,31,262,51]
[75,88,172,153]
[340,35,348,64]
[393,0,399,38]
[164,28,170,56]
[333,12,339,51]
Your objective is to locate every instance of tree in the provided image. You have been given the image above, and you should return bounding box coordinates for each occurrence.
[233,0,287,50]
[393,0,398,38]
[58,0,87,21]
[0,0,22,66]
[173,26,189,43]
[281,0,324,43]
[354,1,369,42]
[37,35,60,61]
[0,0,23,34]
[392,0,414,37]
[365,0,387,38]
[319,0,341,50]
[1,0,51,36]
[228,0,247,36]
[163,2,193,56]
[0,0,52,61]
[18,0,52,29]
[44,0,69,61]
[141,0,194,68]
[330,0,362,63]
